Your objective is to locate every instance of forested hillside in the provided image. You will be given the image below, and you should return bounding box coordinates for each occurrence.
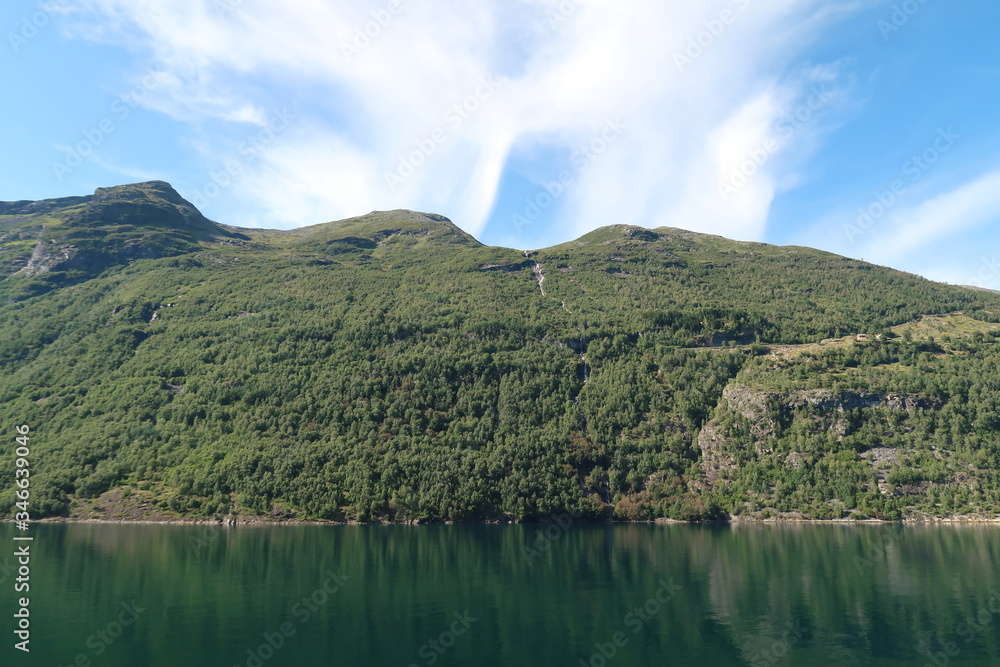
[2,181,1000,522]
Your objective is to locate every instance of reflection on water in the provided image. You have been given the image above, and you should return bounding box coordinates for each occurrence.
[4,522,1000,666]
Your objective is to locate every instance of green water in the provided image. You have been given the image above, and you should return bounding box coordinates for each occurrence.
[3,523,1000,666]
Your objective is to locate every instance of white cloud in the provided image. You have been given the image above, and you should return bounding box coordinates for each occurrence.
[62,0,863,238]
[88,153,164,184]
[794,169,1000,289]
[858,171,1000,262]
[848,171,1000,282]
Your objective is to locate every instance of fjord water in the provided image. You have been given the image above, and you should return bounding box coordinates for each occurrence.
[5,524,1000,666]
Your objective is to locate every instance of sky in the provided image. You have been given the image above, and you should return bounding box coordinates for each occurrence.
[2,0,999,288]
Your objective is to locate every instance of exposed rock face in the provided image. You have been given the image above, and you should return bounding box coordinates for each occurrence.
[719,384,782,425]
[19,241,79,278]
[18,236,186,279]
[696,382,939,488]
[697,421,736,485]
[787,389,941,412]
[720,383,939,423]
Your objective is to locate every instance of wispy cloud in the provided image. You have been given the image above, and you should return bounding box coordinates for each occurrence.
[852,170,1000,265]
[61,0,864,237]
[796,168,1000,288]
[88,153,164,184]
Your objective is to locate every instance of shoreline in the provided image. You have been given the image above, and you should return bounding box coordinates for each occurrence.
[5,515,1000,526]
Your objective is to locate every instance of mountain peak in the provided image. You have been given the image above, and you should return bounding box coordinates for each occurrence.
[290,208,482,251]
[0,181,237,294]
[93,180,185,204]
[336,209,464,233]
[369,209,454,224]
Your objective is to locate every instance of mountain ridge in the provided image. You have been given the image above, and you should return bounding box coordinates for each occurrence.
[0,180,886,259]
[4,182,970,288]
[3,181,1000,523]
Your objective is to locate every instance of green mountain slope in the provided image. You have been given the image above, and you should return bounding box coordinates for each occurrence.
[2,181,1000,522]
[0,180,244,299]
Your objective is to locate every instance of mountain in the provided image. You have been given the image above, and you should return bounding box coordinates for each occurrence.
[0,181,243,298]
[2,181,1000,523]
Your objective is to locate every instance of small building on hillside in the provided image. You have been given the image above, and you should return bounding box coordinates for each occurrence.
[856,334,870,341]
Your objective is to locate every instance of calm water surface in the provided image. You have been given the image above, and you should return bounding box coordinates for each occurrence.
[3,523,1000,666]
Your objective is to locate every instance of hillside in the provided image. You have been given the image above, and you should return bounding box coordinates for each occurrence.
[2,181,1000,523]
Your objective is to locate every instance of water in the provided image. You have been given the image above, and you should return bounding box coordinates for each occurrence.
[3,522,1000,666]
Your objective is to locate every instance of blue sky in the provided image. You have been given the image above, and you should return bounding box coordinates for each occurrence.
[2,0,999,288]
